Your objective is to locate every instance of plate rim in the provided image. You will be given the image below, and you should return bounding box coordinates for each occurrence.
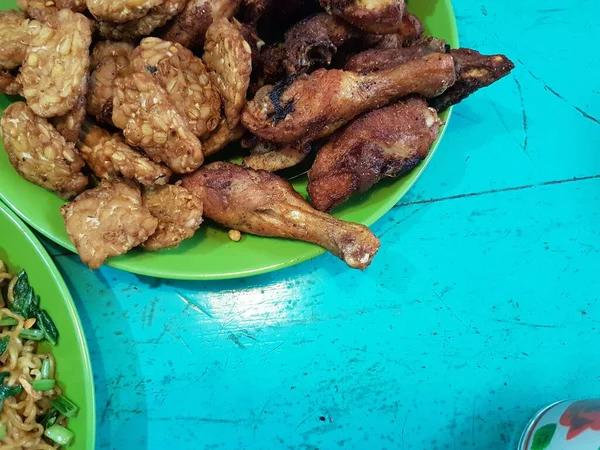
[0,201,96,449]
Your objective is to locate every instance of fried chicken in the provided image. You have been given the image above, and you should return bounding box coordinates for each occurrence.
[320,0,405,34]
[201,120,245,157]
[181,162,380,269]
[142,184,203,250]
[0,102,88,199]
[159,0,241,50]
[243,142,311,172]
[308,97,440,211]
[429,48,515,112]
[78,122,172,185]
[61,179,158,269]
[374,13,424,48]
[242,52,456,145]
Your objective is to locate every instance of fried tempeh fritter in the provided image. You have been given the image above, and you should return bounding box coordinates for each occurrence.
[182,162,381,269]
[87,0,164,23]
[90,41,136,70]
[0,71,22,95]
[429,48,515,112]
[112,71,204,174]
[142,184,204,251]
[130,38,222,139]
[51,92,87,142]
[0,10,40,71]
[78,122,172,186]
[19,9,92,118]
[320,0,405,34]
[61,179,158,269]
[308,97,441,211]
[160,0,241,50]
[242,52,456,145]
[0,102,88,199]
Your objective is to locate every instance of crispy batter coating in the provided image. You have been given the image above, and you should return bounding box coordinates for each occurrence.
[243,142,311,172]
[0,71,22,95]
[87,0,164,23]
[429,48,515,112]
[19,10,92,118]
[160,0,241,49]
[182,162,381,269]
[55,0,87,11]
[308,97,441,211]
[200,119,245,156]
[87,42,134,123]
[142,184,203,250]
[203,18,252,129]
[0,11,40,70]
[78,122,172,185]
[112,71,204,174]
[320,0,405,34]
[61,179,158,269]
[242,52,456,145]
[16,0,57,21]
[374,13,424,48]
[97,0,186,40]
[131,38,221,138]
[0,102,88,199]
[51,91,87,142]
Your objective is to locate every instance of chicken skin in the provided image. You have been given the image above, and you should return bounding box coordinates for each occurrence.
[181,162,380,269]
[243,142,312,172]
[308,97,441,212]
[242,52,456,145]
[320,0,405,34]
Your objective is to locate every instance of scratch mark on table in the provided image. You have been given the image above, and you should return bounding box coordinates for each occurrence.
[431,287,475,333]
[147,298,158,327]
[169,330,193,355]
[228,332,246,350]
[101,391,115,424]
[401,409,410,449]
[260,338,289,358]
[174,290,214,319]
[573,106,600,126]
[471,386,478,445]
[514,78,529,153]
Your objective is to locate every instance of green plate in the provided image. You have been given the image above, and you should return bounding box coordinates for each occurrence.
[0,202,95,449]
[0,0,458,280]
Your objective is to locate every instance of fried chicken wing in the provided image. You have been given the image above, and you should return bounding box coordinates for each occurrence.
[308,97,440,211]
[87,42,134,124]
[112,71,204,174]
[201,120,245,156]
[345,37,448,73]
[203,18,252,129]
[181,162,380,269]
[142,184,203,250]
[160,0,241,50]
[61,179,158,269]
[97,0,186,40]
[87,0,164,23]
[0,71,22,95]
[78,122,172,185]
[242,52,456,145]
[0,11,40,71]
[0,102,88,199]
[320,0,405,34]
[19,10,92,118]
[374,12,424,48]
[243,142,311,172]
[130,38,222,138]
[429,48,515,112]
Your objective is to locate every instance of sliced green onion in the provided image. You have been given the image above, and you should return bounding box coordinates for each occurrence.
[32,379,55,391]
[43,424,74,446]
[40,408,60,429]
[50,395,79,418]
[18,328,44,341]
[40,358,54,379]
[0,317,18,327]
[0,422,6,440]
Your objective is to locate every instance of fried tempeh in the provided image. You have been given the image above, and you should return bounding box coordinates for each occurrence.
[308,97,441,211]
[242,52,456,145]
[0,71,22,95]
[87,0,164,23]
[182,162,381,269]
[0,10,40,70]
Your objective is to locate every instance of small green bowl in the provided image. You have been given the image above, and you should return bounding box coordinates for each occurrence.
[0,0,458,280]
[0,202,95,450]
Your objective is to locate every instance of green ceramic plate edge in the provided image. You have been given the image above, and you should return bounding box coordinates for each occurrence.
[0,202,95,449]
[0,0,458,280]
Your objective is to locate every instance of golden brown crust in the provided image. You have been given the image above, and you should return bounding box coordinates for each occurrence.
[142,184,203,251]
[78,122,172,185]
[0,11,40,71]
[61,179,158,269]
[90,41,135,70]
[87,0,164,23]
[182,162,380,269]
[308,97,441,211]
[17,0,58,21]
[0,71,22,95]
[0,102,88,199]
[320,0,405,34]
[112,71,204,174]
[19,10,92,118]
[130,38,222,138]
[51,91,87,142]
[243,142,311,172]
[200,119,245,157]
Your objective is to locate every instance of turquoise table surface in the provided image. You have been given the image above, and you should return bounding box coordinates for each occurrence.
[32,0,600,448]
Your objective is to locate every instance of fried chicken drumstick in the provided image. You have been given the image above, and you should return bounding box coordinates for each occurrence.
[308,97,441,212]
[320,0,405,34]
[182,162,380,269]
[242,52,456,145]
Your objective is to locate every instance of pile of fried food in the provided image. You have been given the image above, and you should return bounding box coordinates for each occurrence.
[0,0,514,271]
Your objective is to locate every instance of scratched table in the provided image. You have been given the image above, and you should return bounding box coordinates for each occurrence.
[36,0,600,449]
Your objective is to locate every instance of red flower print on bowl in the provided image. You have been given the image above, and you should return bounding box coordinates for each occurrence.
[559,399,600,440]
